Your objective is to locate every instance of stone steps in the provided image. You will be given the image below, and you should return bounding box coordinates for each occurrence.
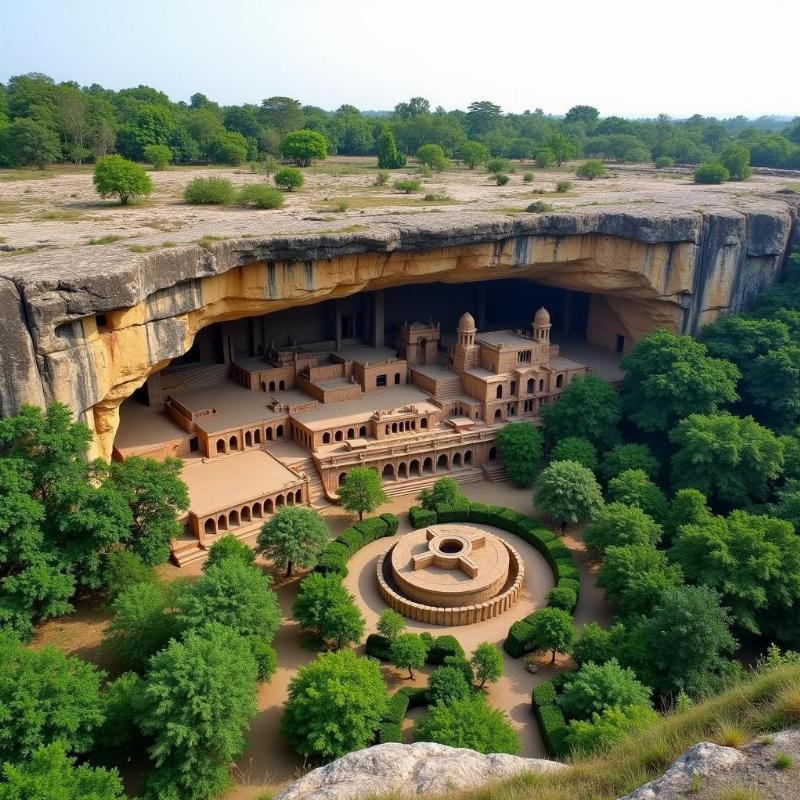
[163,363,231,394]
[481,461,508,483]
[171,521,262,567]
[382,467,484,498]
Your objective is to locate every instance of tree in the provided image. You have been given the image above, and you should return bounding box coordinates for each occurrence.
[416,143,449,171]
[376,126,406,168]
[664,488,712,543]
[426,666,471,705]
[564,105,599,130]
[202,533,255,572]
[414,695,520,755]
[260,96,304,135]
[559,659,652,721]
[550,437,599,473]
[293,572,365,649]
[4,118,60,168]
[104,549,157,599]
[495,422,543,487]
[257,506,329,577]
[566,704,659,755]
[459,140,490,168]
[525,607,577,663]
[535,146,555,167]
[583,502,662,560]
[694,161,730,184]
[143,143,172,170]
[620,329,740,433]
[274,166,304,191]
[598,544,683,617]
[571,621,628,668]
[338,466,387,521]
[417,476,466,510]
[377,608,405,642]
[93,155,152,205]
[390,632,428,679]
[0,742,127,800]
[133,624,257,800]
[670,510,800,634]
[103,581,176,673]
[607,469,668,523]
[600,443,660,483]
[0,634,105,762]
[576,160,606,179]
[279,129,327,166]
[109,455,188,566]
[546,131,578,166]
[208,130,248,165]
[470,642,504,688]
[669,412,784,507]
[637,585,737,697]
[541,374,621,450]
[282,650,388,760]
[534,460,604,532]
[720,143,751,180]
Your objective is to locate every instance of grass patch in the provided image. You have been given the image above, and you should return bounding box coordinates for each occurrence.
[87,235,122,246]
[36,208,87,222]
[308,163,370,176]
[141,217,185,232]
[315,194,458,211]
[714,721,748,748]
[774,751,794,769]
[0,200,25,215]
[0,168,59,181]
[129,244,158,253]
[197,235,226,249]
[312,224,369,235]
[780,183,800,192]
[713,787,765,800]
[0,246,39,257]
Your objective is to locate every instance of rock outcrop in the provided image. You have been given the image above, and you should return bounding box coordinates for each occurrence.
[0,205,796,458]
[273,741,567,800]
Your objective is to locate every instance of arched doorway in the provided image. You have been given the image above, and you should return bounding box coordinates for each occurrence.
[204,518,215,535]
[436,454,448,472]
[410,459,421,476]
[397,462,408,479]
[276,425,284,437]
[229,435,239,451]
[382,463,395,481]
[245,431,253,447]
[241,506,252,523]
[339,472,348,486]
[295,489,302,503]
[253,502,263,518]
[216,438,226,454]
[359,425,367,437]
[489,447,497,461]
[494,409,502,421]
[275,494,285,508]
[464,450,473,465]
[423,457,433,475]
[217,514,228,531]
[229,509,240,527]
[452,452,462,468]
[335,430,343,442]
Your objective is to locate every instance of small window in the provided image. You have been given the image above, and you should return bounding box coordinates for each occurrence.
[189,436,199,452]
[96,314,108,331]
[376,374,387,388]
[616,334,625,354]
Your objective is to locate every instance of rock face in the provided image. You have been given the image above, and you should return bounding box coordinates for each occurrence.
[0,206,797,458]
[274,741,567,800]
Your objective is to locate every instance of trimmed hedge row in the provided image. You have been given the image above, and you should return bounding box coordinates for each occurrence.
[366,631,466,670]
[530,676,573,757]
[314,512,400,577]
[406,502,580,658]
[376,685,430,744]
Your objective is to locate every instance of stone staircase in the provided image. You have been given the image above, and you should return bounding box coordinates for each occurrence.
[430,376,465,400]
[277,454,329,508]
[382,466,484,498]
[162,363,231,394]
[481,461,508,483]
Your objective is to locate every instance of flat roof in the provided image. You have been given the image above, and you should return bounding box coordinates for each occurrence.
[332,345,401,366]
[476,330,534,348]
[549,356,586,371]
[182,450,302,518]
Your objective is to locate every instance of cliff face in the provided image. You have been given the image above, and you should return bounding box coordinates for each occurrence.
[0,205,796,459]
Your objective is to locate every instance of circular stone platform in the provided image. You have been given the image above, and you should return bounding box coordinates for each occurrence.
[377,524,524,625]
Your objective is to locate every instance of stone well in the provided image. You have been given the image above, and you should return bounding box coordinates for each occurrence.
[377,524,524,625]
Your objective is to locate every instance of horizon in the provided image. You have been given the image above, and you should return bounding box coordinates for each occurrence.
[0,0,797,119]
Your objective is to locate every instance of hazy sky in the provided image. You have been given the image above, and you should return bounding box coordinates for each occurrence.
[1,0,797,118]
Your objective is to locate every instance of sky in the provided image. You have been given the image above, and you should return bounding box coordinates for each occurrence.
[1,0,797,119]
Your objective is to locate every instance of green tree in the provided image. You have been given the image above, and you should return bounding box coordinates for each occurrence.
[0,742,127,800]
[282,650,388,760]
[274,166,304,191]
[459,140,490,168]
[486,157,510,175]
[416,143,449,171]
[377,608,406,642]
[93,155,152,205]
[720,143,751,180]
[338,466,388,521]
[694,161,730,184]
[279,129,328,166]
[607,469,668,524]
[598,544,683,617]
[293,572,365,649]
[143,143,172,170]
[566,704,659,755]
[571,621,628,668]
[4,118,61,168]
[202,533,255,572]
[564,105,600,130]
[260,96,304,135]
[600,443,660,482]
[534,460,604,532]
[546,131,578,166]
[525,607,577,663]
[0,634,105,762]
[376,126,406,168]
[550,437,599,473]
[559,659,652,721]
[670,510,800,634]
[133,623,257,800]
[417,476,467,510]
[470,642,504,689]
[208,130,248,165]
[415,695,520,754]
[390,632,428,679]
[664,488,712,544]
[583,502,662,560]
[535,146,555,167]
[426,666,471,705]
[575,160,606,179]
[495,421,543,487]
[104,549,157,599]
[620,329,740,433]
[541,374,621,450]
[669,412,784,506]
[257,506,329,577]
[109,455,188,566]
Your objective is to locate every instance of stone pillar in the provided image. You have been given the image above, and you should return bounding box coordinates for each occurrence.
[145,371,163,409]
[335,301,343,351]
[372,290,385,347]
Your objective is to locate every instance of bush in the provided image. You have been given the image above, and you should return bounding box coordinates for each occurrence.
[279,129,328,166]
[104,549,157,599]
[274,167,304,191]
[694,161,730,184]
[313,542,350,576]
[654,155,674,169]
[235,184,284,209]
[536,702,570,757]
[183,176,236,205]
[527,200,554,212]
[353,515,391,543]
[376,126,406,169]
[409,506,437,528]
[426,666,472,705]
[209,131,248,165]
[504,620,536,657]
[566,703,659,755]
[427,635,465,665]
[548,583,579,612]
[576,160,606,179]
[393,178,421,194]
[377,691,410,743]
[143,143,172,170]
[493,173,510,186]
[374,169,389,186]
[380,512,400,535]
[556,179,572,193]
[203,534,255,572]
[559,659,653,721]
[377,609,405,642]
[93,155,153,205]
[416,143,449,172]
[365,632,393,660]
[486,158,510,174]
[522,171,535,182]
[417,477,466,511]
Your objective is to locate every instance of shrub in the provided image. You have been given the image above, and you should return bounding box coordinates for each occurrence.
[426,666,471,704]
[559,659,653,721]
[93,155,153,205]
[143,143,172,170]
[416,143,449,172]
[376,126,406,169]
[427,634,465,665]
[104,549,157,599]
[235,184,284,209]
[409,506,437,528]
[380,512,400,535]
[493,173,510,186]
[183,176,236,205]
[576,160,606,179]
[365,632,393,660]
[504,620,536,657]
[353,516,391,543]
[566,704,659,755]
[532,680,558,707]
[313,542,350,576]
[334,529,363,556]
[393,178,421,194]
[535,147,556,167]
[496,421,544,487]
[721,143,751,181]
[208,130,248,165]
[547,583,578,612]
[374,169,389,186]
[459,140,490,169]
[556,179,572,193]
[203,534,255,572]
[274,167,304,191]
[535,700,570,756]
[416,477,467,511]
[377,691,410,743]
[279,129,328,166]
[694,161,730,184]
[522,171,534,182]
[654,155,674,169]
[527,200,554,212]
[486,158,510,174]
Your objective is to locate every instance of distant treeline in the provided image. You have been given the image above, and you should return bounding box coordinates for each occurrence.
[1,73,798,170]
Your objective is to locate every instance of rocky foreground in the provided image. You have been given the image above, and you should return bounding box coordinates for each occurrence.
[275,727,800,800]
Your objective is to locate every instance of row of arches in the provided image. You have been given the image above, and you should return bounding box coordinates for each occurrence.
[201,488,304,536]
[321,425,368,445]
[214,424,285,456]
[337,449,477,486]
[495,376,559,400]
[261,379,287,392]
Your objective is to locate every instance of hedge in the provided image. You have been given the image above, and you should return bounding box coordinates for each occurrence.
[504,620,536,658]
[531,680,557,707]
[377,689,411,743]
[380,512,400,535]
[314,513,399,577]
[547,584,578,611]
[535,699,569,757]
[409,506,437,528]
[426,634,465,665]
[398,685,429,709]
[365,633,393,661]
[314,542,350,576]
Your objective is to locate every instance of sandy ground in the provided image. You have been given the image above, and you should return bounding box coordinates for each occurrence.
[31,477,610,800]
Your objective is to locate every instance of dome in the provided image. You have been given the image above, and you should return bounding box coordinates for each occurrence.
[458,312,477,331]
[533,307,551,326]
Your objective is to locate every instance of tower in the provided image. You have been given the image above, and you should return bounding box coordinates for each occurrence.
[452,312,479,373]
[532,306,551,346]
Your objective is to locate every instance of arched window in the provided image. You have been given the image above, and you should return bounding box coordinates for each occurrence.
[265,498,274,514]
[276,425,284,437]
[436,453,448,472]
[359,425,367,437]
[382,463,395,480]
[229,509,240,527]
[527,378,534,394]
[556,374,564,388]
[410,459,420,476]
[494,409,502,421]
[279,380,286,390]
[452,452,462,468]
[398,463,408,478]
[422,457,433,475]
[217,514,228,531]
[269,381,276,391]
[392,423,398,433]
[254,429,262,444]
[464,450,473,464]
[204,518,215,535]
[496,385,503,399]
[216,438,226,454]
[339,472,348,486]
[420,418,428,429]
[241,506,252,523]
[245,431,253,447]
[347,428,355,440]
[229,435,238,451]
[323,432,331,444]
[510,381,517,395]
[276,494,285,508]
[335,430,343,442]
[253,502,263,518]
[395,372,401,385]
[295,489,302,503]
[539,379,545,391]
